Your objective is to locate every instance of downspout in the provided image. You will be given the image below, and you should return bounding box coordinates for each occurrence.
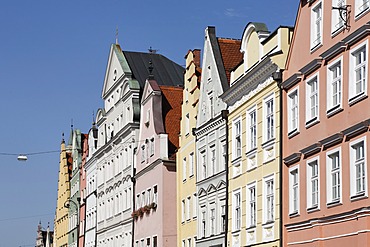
[221,110,229,247]
[131,145,137,247]
[273,71,283,247]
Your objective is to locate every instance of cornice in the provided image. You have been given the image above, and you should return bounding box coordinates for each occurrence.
[194,114,226,137]
[281,72,302,90]
[299,143,322,158]
[283,153,301,166]
[319,133,344,149]
[320,41,346,61]
[299,58,323,76]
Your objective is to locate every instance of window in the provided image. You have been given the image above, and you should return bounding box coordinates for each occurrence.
[222,142,227,169]
[264,95,275,142]
[193,193,197,218]
[326,148,341,204]
[182,158,187,181]
[210,208,215,235]
[141,145,146,163]
[289,167,299,215]
[153,236,157,247]
[233,190,241,231]
[355,0,370,17]
[350,138,367,198]
[350,42,367,102]
[327,59,342,114]
[306,75,319,125]
[188,238,192,247]
[150,138,154,156]
[287,88,299,135]
[187,197,191,220]
[146,238,150,247]
[153,185,158,204]
[185,113,190,136]
[247,182,256,228]
[332,0,345,33]
[201,151,206,179]
[210,147,216,175]
[247,106,257,150]
[264,176,274,223]
[311,1,322,50]
[201,209,206,238]
[307,158,319,209]
[189,153,194,177]
[233,119,242,159]
[182,199,185,223]
[209,95,214,118]
[221,204,226,232]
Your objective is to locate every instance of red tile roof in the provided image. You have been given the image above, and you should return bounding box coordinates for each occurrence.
[159,85,183,160]
[217,38,243,83]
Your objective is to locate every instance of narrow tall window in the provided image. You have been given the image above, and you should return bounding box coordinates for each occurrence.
[187,197,191,220]
[189,152,194,177]
[311,2,322,49]
[201,152,207,179]
[182,200,185,223]
[327,150,341,203]
[350,139,366,197]
[221,204,226,232]
[211,147,216,175]
[185,113,190,136]
[201,210,206,238]
[266,99,274,140]
[327,61,342,112]
[233,191,241,231]
[288,89,299,133]
[210,208,215,235]
[249,109,257,149]
[289,168,299,214]
[356,0,370,16]
[182,158,187,181]
[307,160,319,209]
[234,120,241,158]
[332,0,345,33]
[248,185,256,227]
[265,179,274,222]
[306,76,319,123]
[352,46,367,98]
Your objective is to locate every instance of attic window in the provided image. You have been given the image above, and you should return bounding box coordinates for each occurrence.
[145,110,150,127]
[113,69,117,81]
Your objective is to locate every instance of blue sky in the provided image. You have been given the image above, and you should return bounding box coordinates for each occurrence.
[0,1,298,246]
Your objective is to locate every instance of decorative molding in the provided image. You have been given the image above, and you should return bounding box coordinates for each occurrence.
[320,41,346,61]
[342,120,369,140]
[283,153,301,165]
[299,58,323,76]
[281,73,302,90]
[299,143,322,158]
[319,133,344,149]
[343,23,370,46]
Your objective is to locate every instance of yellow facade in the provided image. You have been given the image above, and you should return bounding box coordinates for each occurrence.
[225,25,292,247]
[176,50,201,247]
[54,140,71,247]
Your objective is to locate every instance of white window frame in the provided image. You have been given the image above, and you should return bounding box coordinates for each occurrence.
[355,0,370,18]
[192,193,197,219]
[210,145,216,175]
[182,157,187,181]
[289,166,300,215]
[233,117,242,159]
[311,1,323,51]
[181,199,185,223]
[350,136,367,199]
[247,105,257,151]
[263,94,275,143]
[200,151,206,179]
[327,57,343,115]
[326,147,342,205]
[263,174,275,223]
[187,196,191,221]
[332,0,346,34]
[246,182,257,228]
[210,207,216,235]
[288,86,299,135]
[189,152,194,177]
[232,189,242,232]
[307,157,320,210]
[305,73,319,126]
[185,113,190,136]
[349,40,368,104]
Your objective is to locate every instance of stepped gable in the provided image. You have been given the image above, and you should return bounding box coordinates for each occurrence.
[159,85,183,159]
[217,38,243,84]
[123,51,184,88]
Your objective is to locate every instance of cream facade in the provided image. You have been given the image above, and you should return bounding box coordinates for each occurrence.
[222,23,292,247]
[177,49,201,247]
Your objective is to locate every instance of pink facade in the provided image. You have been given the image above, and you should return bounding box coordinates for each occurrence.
[282,1,370,246]
[133,79,182,247]
[79,134,88,247]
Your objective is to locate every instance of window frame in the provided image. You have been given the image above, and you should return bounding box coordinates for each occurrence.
[263,94,275,143]
[233,117,242,160]
[305,73,320,127]
[263,174,275,223]
[350,136,368,199]
[289,166,300,216]
[232,189,242,232]
[288,86,299,136]
[349,40,368,104]
[355,0,370,18]
[310,1,323,51]
[247,105,257,151]
[332,0,346,35]
[246,182,257,228]
[326,147,342,205]
[327,57,343,116]
[307,157,320,211]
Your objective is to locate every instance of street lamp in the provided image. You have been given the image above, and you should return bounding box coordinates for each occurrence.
[64,197,80,247]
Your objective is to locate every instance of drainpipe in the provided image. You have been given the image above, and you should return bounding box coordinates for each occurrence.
[221,110,229,247]
[273,71,283,247]
[131,145,137,247]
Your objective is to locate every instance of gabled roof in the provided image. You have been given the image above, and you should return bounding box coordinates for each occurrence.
[123,51,184,88]
[217,38,243,83]
[159,85,183,159]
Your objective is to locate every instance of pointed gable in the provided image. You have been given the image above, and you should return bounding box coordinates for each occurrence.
[102,44,132,98]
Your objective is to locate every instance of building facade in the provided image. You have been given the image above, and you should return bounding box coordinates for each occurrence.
[54,137,72,247]
[36,222,54,247]
[282,0,370,246]
[222,23,292,247]
[133,79,183,247]
[79,133,88,247]
[177,49,201,247]
[194,26,242,247]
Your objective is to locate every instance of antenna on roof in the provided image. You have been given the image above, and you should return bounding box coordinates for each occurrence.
[148,46,159,54]
[115,26,119,44]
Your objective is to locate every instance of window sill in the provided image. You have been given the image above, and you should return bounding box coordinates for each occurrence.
[245,147,257,157]
[327,105,343,118]
[307,205,320,213]
[305,117,319,129]
[231,229,241,234]
[350,192,367,201]
[288,129,299,139]
[261,138,275,149]
[246,225,256,230]
[262,220,274,227]
[355,7,370,21]
[331,26,345,38]
[349,93,367,106]
[231,156,242,164]
[310,42,322,53]
[289,211,300,218]
[327,200,342,208]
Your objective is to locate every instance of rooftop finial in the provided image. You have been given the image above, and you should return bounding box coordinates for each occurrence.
[148,46,158,54]
[71,119,74,130]
[115,26,119,44]
[92,110,95,125]
[62,132,65,143]
[148,59,154,79]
